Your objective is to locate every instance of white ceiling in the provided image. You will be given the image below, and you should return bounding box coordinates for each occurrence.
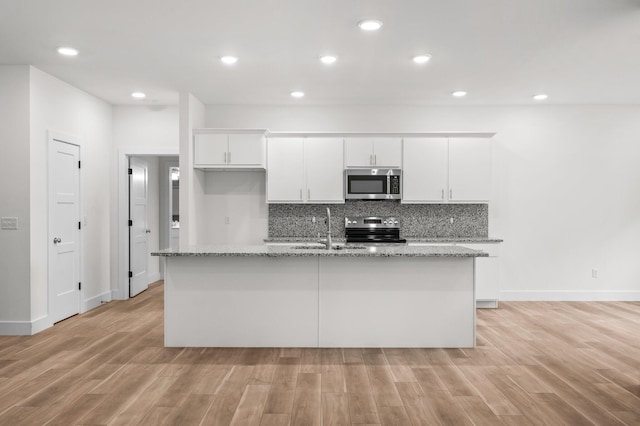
[1,0,639,106]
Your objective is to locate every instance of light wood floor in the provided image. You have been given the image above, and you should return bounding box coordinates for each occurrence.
[0,282,639,425]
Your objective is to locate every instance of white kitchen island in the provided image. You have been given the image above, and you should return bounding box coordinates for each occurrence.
[153,245,487,348]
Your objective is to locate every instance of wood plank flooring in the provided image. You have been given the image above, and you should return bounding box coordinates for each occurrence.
[0,281,639,425]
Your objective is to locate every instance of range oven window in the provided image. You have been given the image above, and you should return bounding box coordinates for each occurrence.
[348,176,387,194]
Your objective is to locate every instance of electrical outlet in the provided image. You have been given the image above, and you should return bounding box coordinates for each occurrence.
[312,216,316,223]
[1,217,18,230]
[592,269,598,279]
[450,217,454,224]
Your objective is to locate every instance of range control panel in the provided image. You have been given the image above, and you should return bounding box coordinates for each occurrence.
[345,216,400,229]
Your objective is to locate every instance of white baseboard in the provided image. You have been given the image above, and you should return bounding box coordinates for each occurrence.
[0,315,53,336]
[476,300,498,308]
[82,291,112,313]
[148,272,162,284]
[31,315,53,334]
[501,290,640,302]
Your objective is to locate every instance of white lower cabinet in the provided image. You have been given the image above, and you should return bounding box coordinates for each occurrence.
[267,137,344,203]
[409,242,500,308]
[459,243,500,308]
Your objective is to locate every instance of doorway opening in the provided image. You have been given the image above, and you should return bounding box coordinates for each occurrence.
[116,148,178,301]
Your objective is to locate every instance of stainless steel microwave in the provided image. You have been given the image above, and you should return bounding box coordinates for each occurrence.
[345,168,402,200]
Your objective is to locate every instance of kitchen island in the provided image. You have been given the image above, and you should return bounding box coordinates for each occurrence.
[153,245,487,348]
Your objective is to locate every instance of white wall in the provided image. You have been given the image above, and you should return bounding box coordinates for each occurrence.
[202,171,268,245]
[179,93,205,247]
[29,67,113,320]
[0,66,31,330]
[206,104,640,300]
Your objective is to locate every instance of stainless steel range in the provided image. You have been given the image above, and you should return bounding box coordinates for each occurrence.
[344,216,407,244]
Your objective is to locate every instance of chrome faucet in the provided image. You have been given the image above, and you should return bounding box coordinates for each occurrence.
[318,207,333,250]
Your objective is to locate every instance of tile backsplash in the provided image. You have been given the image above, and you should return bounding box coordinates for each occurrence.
[268,201,488,238]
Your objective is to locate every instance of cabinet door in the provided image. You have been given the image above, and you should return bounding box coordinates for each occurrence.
[345,138,373,167]
[305,138,344,203]
[373,137,402,167]
[194,133,228,166]
[228,134,265,166]
[402,138,448,202]
[449,138,492,201]
[267,138,304,202]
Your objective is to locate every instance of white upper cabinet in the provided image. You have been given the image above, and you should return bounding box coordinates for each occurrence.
[194,133,228,166]
[267,137,344,204]
[305,138,344,203]
[228,134,265,166]
[373,137,402,167]
[344,138,373,167]
[402,137,492,203]
[402,138,448,202]
[345,137,402,167]
[266,138,305,202]
[194,132,265,168]
[449,138,492,202]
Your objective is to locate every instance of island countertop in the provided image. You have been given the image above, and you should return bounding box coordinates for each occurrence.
[152,244,488,258]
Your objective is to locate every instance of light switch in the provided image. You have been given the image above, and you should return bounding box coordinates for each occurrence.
[1,217,18,230]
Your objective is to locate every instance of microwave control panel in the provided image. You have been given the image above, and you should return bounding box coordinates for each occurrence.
[390,175,400,194]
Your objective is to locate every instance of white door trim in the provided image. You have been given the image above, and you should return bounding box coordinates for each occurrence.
[116,147,178,300]
[48,130,82,324]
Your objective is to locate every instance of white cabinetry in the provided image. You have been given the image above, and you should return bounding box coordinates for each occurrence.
[449,138,492,202]
[403,138,448,202]
[267,137,344,203]
[266,137,304,202]
[458,243,500,308]
[408,242,500,308]
[305,138,344,202]
[345,137,402,167]
[194,131,265,169]
[402,137,492,203]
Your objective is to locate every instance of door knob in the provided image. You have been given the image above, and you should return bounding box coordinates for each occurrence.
[145,229,151,234]
[53,237,62,244]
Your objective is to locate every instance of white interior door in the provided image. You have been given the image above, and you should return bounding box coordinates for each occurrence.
[129,157,149,297]
[49,138,81,323]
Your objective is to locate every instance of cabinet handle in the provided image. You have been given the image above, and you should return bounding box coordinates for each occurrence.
[228,151,231,163]
[223,152,227,163]
[441,189,444,200]
[300,189,303,200]
[374,154,377,165]
[308,189,310,200]
[450,188,453,199]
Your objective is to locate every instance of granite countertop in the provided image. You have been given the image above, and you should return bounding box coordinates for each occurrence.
[152,244,488,258]
[405,237,503,243]
[264,237,503,244]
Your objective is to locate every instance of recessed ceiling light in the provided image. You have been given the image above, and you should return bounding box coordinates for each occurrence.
[533,94,548,101]
[413,55,431,64]
[131,92,146,99]
[220,56,238,65]
[320,55,337,64]
[358,20,383,31]
[452,91,467,97]
[291,91,305,98]
[57,47,79,56]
